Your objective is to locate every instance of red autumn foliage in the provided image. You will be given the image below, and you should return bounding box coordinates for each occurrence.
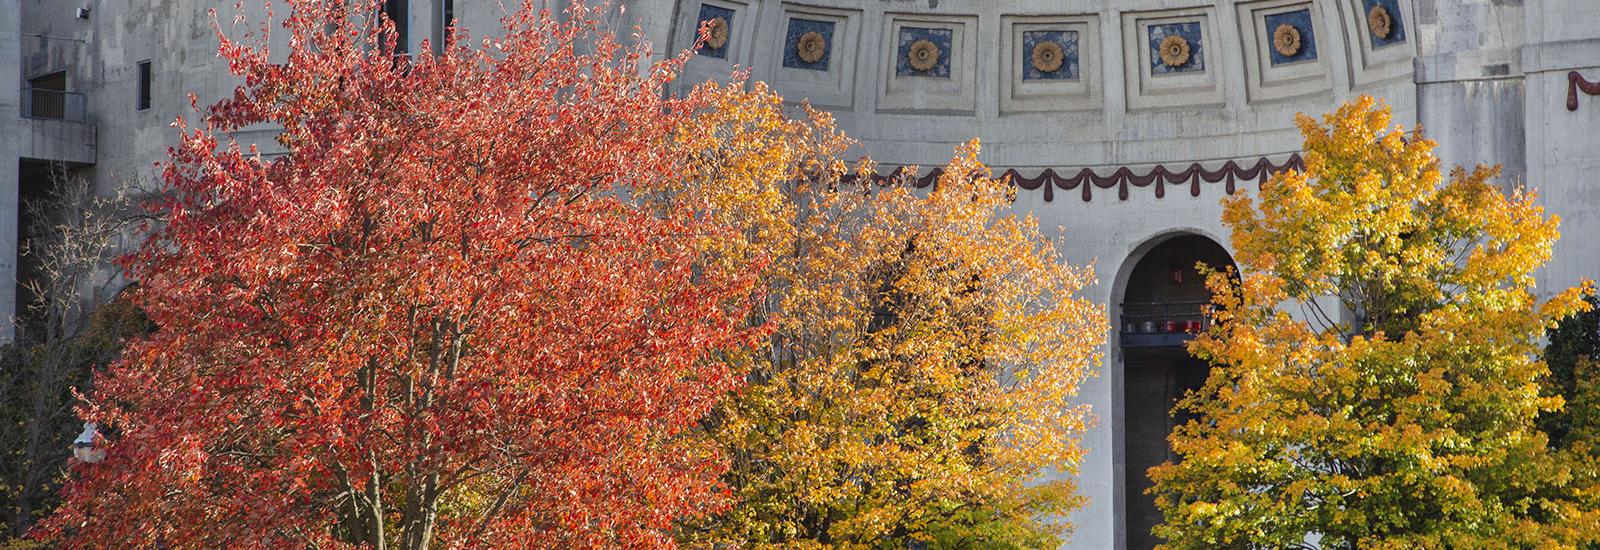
[37,1,761,547]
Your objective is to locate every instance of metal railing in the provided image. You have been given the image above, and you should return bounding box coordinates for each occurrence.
[20,87,88,121]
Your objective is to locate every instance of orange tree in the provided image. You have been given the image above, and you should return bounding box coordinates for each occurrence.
[1149,97,1600,548]
[38,1,765,547]
[660,83,1105,547]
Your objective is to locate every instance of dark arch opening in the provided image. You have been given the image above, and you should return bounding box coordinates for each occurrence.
[1118,234,1235,550]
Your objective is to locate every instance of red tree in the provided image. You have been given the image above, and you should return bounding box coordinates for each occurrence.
[38,1,760,547]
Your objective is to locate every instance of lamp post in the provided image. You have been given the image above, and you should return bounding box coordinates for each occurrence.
[71,422,105,464]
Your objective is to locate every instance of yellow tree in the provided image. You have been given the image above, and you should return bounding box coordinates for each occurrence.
[1149,97,1600,548]
[657,82,1105,547]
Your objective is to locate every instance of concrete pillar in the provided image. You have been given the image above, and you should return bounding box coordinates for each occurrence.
[1524,0,1600,294]
[0,0,21,342]
[1411,0,1528,190]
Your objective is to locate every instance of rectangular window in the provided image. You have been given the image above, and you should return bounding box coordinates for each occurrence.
[384,0,409,54]
[434,0,455,54]
[136,60,151,111]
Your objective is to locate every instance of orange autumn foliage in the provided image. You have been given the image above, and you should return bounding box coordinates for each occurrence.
[39,1,765,547]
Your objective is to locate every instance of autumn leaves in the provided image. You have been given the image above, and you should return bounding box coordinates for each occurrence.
[661,84,1104,546]
[39,1,1105,547]
[1150,98,1600,548]
[32,1,1600,549]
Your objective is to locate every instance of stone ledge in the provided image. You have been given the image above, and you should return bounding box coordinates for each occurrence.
[1521,37,1600,74]
[19,116,96,166]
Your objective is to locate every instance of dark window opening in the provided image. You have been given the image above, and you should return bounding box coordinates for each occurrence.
[1119,235,1236,550]
[434,0,455,54]
[384,0,409,54]
[27,71,65,91]
[136,60,151,111]
[15,161,64,342]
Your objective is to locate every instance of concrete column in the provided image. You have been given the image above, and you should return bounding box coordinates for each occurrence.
[0,0,22,342]
[1523,0,1600,295]
[1411,0,1528,190]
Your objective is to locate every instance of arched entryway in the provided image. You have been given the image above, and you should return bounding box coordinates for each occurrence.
[1115,233,1235,550]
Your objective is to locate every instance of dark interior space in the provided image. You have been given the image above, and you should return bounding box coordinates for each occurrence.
[1120,234,1234,550]
[384,0,409,53]
[14,161,67,343]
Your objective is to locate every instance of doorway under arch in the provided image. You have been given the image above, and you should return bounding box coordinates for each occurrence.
[1116,233,1235,550]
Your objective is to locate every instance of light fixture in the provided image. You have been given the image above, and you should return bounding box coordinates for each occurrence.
[72,422,105,464]
[75,7,91,19]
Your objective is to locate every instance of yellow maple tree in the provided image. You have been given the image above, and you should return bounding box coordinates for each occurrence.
[654,81,1105,548]
[1149,96,1600,548]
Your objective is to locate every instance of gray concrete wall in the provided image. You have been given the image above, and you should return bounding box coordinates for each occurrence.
[21,0,291,192]
[1412,0,1526,189]
[1524,0,1600,297]
[1,0,19,341]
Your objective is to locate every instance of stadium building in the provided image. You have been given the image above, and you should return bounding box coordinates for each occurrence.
[4,0,1597,546]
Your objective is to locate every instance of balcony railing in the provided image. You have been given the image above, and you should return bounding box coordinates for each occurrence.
[1120,300,1209,348]
[20,87,87,122]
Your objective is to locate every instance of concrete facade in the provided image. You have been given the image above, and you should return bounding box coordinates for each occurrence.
[5,0,1598,547]
[1,0,19,342]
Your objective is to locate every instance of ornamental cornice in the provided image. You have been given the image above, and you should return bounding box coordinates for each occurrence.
[853,154,1306,203]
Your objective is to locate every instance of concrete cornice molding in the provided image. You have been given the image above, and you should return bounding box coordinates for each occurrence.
[1412,47,1524,84]
[1520,37,1600,74]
